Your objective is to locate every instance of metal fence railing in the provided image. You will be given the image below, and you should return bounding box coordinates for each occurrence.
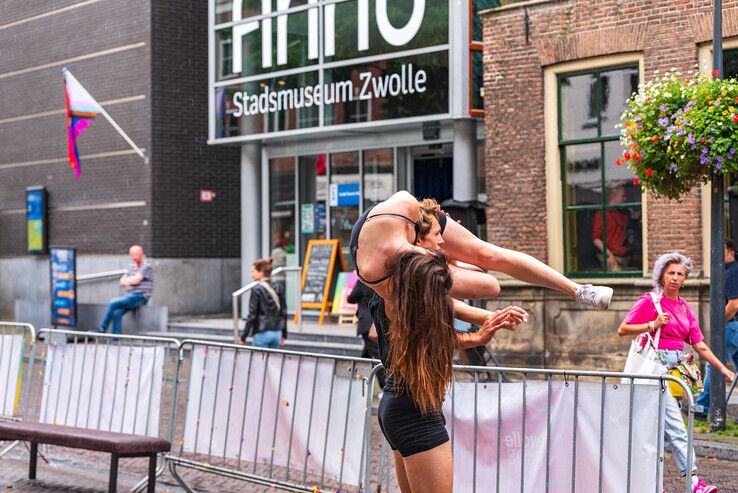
[166,339,375,492]
[25,329,180,491]
[1,322,699,493]
[0,322,36,458]
[362,364,695,493]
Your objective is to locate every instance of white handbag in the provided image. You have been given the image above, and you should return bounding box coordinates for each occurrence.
[621,292,668,385]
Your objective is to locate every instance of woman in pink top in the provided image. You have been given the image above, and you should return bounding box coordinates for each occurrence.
[618,253,735,493]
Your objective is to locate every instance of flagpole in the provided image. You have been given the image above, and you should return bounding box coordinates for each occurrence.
[63,67,149,165]
[95,104,150,165]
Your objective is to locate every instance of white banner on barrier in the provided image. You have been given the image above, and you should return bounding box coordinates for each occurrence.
[40,342,165,437]
[183,347,366,485]
[444,381,663,493]
[0,334,24,417]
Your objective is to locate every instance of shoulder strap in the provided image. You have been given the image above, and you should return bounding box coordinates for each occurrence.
[648,292,663,348]
[260,281,281,311]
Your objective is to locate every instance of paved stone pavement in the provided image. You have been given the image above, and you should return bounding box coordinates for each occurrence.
[3,439,738,492]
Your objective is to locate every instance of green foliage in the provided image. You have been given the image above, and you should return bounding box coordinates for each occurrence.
[692,418,738,437]
[620,70,738,200]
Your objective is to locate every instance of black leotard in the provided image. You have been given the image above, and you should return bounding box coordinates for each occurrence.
[349,205,421,286]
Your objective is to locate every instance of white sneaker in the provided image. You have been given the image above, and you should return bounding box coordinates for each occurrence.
[575,284,613,310]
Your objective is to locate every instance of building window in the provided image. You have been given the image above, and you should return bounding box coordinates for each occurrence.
[469,1,496,116]
[558,65,642,276]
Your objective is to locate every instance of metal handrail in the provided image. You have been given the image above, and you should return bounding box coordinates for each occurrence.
[76,269,126,282]
[231,266,303,343]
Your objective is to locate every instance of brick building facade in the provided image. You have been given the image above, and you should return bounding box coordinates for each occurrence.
[478,0,738,368]
[0,0,241,319]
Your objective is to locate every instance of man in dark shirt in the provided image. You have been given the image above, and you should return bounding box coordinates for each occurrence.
[93,244,153,334]
[695,239,738,419]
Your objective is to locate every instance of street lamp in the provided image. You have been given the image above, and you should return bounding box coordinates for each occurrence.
[709,0,727,432]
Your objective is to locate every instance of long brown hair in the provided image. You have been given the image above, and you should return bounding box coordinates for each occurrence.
[385,250,455,414]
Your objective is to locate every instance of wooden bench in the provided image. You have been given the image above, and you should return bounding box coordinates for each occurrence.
[0,421,170,492]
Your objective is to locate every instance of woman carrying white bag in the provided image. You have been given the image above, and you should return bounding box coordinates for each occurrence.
[618,252,735,493]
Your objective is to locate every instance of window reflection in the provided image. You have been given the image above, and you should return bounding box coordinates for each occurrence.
[364,148,394,208]
[330,152,360,269]
[560,73,598,140]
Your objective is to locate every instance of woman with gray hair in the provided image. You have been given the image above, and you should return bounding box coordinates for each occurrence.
[618,253,735,493]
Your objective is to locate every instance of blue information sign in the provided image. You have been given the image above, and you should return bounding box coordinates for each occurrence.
[50,247,77,327]
[330,183,360,206]
[26,187,47,254]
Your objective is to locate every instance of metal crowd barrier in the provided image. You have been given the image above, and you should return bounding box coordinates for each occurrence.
[166,339,374,492]
[362,365,695,493]
[0,322,36,458]
[25,328,180,492]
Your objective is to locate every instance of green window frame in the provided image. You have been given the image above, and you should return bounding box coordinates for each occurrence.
[558,64,643,277]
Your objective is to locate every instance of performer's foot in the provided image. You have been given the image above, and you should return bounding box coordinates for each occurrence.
[575,284,613,310]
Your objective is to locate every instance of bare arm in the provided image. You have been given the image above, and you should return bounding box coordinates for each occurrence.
[453,299,492,325]
[726,299,738,322]
[119,273,144,287]
[618,313,669,337]
[455,306,528,349]
[693,341,736,381]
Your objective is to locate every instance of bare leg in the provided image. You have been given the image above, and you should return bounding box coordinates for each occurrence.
[441,219,579,297]
[392,451,413,493]
[401,441,453,493]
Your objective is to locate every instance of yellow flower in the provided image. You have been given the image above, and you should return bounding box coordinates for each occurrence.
[724,111,728,116]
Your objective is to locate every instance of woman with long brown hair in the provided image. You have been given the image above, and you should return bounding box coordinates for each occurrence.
[351,191,613,322]
[371,250,526,493]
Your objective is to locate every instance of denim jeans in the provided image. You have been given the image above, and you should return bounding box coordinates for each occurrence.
[98,293,148,335]
[695,321,738,414]
[658,349,698,476]
[252,330,282,349]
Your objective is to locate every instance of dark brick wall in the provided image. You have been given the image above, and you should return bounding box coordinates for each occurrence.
[482,0,738,272]
[0,0,240,258]
[0,0,153,257]
[150,0,241,258]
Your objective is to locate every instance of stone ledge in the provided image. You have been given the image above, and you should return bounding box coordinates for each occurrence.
[694,439,738,462]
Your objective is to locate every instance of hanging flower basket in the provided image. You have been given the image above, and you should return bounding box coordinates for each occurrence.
[620,70,738,200]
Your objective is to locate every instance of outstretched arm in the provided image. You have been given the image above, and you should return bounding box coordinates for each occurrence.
[455,305,528,349]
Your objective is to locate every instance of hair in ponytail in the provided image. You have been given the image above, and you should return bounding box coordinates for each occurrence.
[252,257,274,277]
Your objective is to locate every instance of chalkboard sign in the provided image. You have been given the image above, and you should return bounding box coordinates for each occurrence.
[297,239,347,324]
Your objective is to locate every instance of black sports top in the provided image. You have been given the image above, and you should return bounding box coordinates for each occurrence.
[349,205,421,286]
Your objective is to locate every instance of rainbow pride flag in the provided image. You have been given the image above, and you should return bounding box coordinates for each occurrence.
[63,68,101,179]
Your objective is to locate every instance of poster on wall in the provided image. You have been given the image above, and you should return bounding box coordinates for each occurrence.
[50,246,77,327]
[301,204,315,234]
[26,186,47,254]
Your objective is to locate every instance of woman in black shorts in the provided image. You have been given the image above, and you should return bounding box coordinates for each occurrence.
[371,250,526,493]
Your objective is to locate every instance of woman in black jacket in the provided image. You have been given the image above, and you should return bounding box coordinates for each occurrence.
[240,257,287,349]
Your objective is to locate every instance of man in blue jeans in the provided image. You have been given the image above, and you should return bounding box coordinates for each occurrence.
[695,240,738,420]
[93,244,153,334]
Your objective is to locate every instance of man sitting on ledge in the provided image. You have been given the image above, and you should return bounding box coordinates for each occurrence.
[93,244,153,334]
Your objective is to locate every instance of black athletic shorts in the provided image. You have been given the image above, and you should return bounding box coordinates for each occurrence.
[377,390,449,457]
